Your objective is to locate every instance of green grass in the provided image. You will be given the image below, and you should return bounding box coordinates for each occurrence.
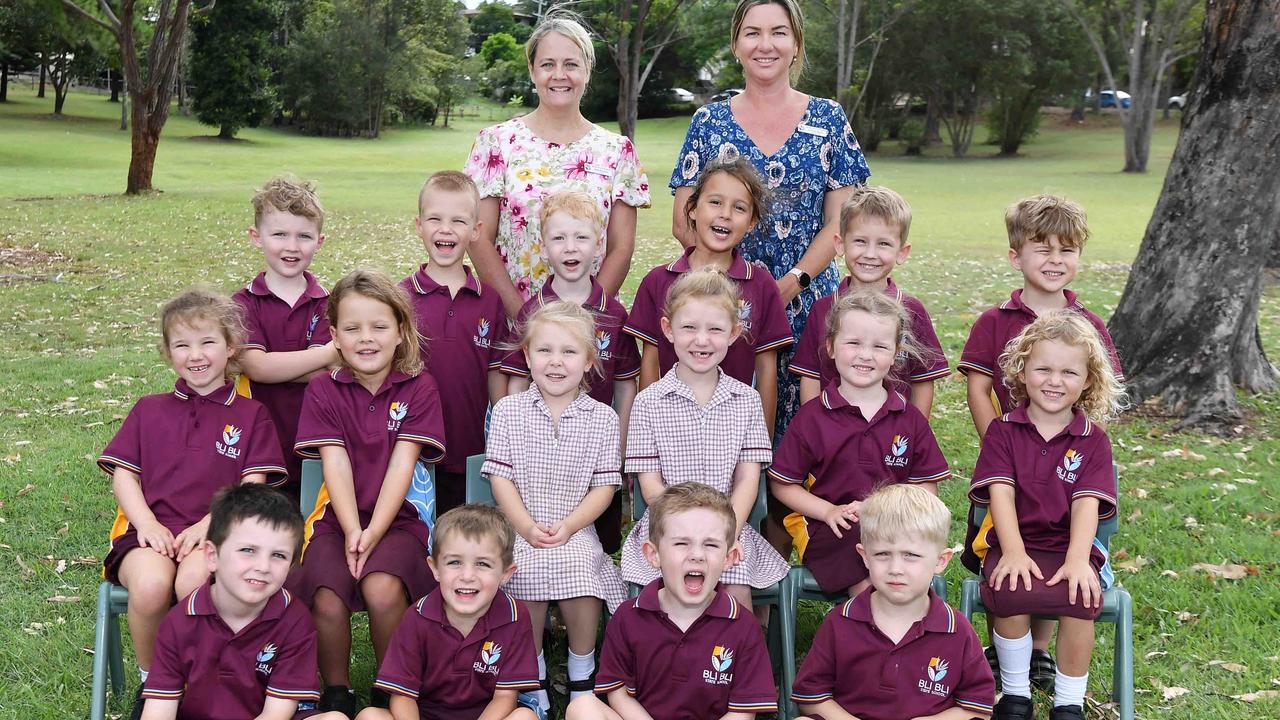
[1,86,1277,719]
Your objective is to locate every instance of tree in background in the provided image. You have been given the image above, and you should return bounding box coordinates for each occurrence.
[61,0,213,193]
[1060,0,1202,172]
[1108,0,1279,428]
[480,31,522,68]
[190,0,276,139]
[471,0,530,48]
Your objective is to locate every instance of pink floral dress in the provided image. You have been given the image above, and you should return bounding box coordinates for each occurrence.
[464,116,651,298]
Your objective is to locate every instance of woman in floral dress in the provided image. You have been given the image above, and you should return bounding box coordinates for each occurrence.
[465,14,651,318]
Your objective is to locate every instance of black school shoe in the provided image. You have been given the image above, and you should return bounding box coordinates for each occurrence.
[1049,704,1085,720]
[369,686,392,709]
[994,694,1035,720]
[1030,649,1057,693]
[318,685,358,719]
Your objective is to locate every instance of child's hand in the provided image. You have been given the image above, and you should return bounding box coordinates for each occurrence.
[344,528,363,578]
[1047,558,1101,608]
[823,505,853,539]
[842,500,863,523]
[354,527,386,577]
[136,521,176,558]
[541,522,571,548]
[724,541,744,570]
[990,550,1042,592]
[522,522,557,549]
[173,517,211,562]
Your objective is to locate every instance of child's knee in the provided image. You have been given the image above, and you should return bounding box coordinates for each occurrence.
[354,708,392,720]
[312,587,350,620]
[360,572,407,615]
[565,694,606,720]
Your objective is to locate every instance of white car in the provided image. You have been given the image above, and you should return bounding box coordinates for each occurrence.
[671,87,695,103]
[1168,93,1188,110]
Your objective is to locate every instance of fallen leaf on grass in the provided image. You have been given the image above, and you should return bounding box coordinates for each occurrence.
[1185,516,1201,529]
[1162,570,1179,578]
[1232,690,1280,702]
[1162,686,1191,700]
[1133,487,1149,498]
[1177,611,1198,623]
[1208,660,1248,673]
[54,559,66,574]
[1146,651,1168,660]
[46,595,80,603]
[1208,467,1227,476]
[1116,555,1152,573]
[1192,561,1256,580]
[16,483,34,496]
[1162,447,1207,461]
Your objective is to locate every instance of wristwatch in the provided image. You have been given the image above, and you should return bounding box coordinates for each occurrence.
[788,267,812,289]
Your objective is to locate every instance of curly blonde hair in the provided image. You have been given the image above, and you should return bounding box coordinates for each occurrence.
[999,311,1125,423]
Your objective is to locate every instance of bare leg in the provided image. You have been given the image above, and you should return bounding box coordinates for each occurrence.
[1055,617,1095,676]
[1032,617,1056,651]
[361,572,409,669]
[526,600,550,655]
[312,587,352,686]
[173,552,210,599]
[117,549,177,671]
[558,596,602,655]
[566,694,623,720]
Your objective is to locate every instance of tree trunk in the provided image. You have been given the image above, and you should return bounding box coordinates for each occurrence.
[127,105,162,194]
[38,57,46,97]
[109,70,120,102]
[923,95,941,143]
[1,62,8,102]
[1108,0,1280,429]
[218,124,235,139]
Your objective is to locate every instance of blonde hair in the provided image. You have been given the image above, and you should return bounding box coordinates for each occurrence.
[999,311,1125,423]
[418,170,480,218]
[839,185,912,245]
[520,300,600,392]
[327,270,423,376]
[730,0,807,83]
[649,482,737,546]
[859,484,951,549]
[526,12,595,72]
[825,289,924,382]
[432,504,516,568]
[253,175,325,232]
[663,267,742,330]
[1005,194,1089,251]
[684,156,771,235]
[539,189,604,236]
[160,288,247,376]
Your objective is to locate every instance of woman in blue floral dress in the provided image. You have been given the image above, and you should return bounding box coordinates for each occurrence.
[671,0,871,435]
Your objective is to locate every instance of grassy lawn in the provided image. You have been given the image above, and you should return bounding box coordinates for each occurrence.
[1,86,1277,719]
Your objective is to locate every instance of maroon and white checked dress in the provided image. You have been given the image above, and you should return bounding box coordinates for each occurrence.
[482,388,628,612]
[621,367,789,588]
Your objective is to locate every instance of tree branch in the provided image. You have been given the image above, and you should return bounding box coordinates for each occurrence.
[96,0,121,28]
[60,1,118,33]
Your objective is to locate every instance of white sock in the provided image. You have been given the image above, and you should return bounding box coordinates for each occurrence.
[568,649,596,701]
[1054,670,1088,707]
[139,667,149,684]
[993,630,1033,699]
[532,652,549,711]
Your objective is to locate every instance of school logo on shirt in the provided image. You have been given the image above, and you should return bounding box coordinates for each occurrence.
[1057,449,1083,484]
[473,318,492,348]
[703,645,734,685]
[884,434,909,468]
[737,300,754,331]
[918,656,951,697]
[388,402,408,431]
[595,329,613,361]
[216,425,243,459]
[254,642,278,676]
[306,313,321,343]
[473,641,502,675]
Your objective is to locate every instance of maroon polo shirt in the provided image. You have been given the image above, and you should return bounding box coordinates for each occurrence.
[142,583,320,720]
[770,382,950,499]
[294,368,446,545]
[98,379,287,537]
[969,407,1116,557]
[375,589,540,719]
[595,580,778,718]
[401,265,507,473]
[790,277,950,400]
[233,271,331,488]
[958,289,1124,414]
[624,248,793,386]
[500,276,641,406]
[792,589,994,719]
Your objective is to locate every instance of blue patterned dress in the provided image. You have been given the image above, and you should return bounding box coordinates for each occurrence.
[669,97,871,436]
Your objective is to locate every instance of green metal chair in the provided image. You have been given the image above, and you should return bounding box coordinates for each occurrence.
[957,505,1134,720]
[91,460,354,720]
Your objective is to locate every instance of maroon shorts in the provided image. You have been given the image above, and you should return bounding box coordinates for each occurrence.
[800,519,868,594]
[595,491,623,555]
[103,529,178,585]
[291,528,437,612]
[980,547,1103,620]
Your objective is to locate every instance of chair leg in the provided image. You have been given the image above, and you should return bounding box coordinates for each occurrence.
[107,607,125,695]
[91,582,113,720]
[959,578,981,619]
[1113,587,1135,720]
[778,572,797,720]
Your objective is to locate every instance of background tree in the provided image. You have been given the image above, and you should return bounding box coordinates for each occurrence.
[61,0,214,194]
[471,0,531,48]
[1108,0,1279,428]
[479,31,522,68]
[189,0,276,139]
[1059,0,1202,172]
[591,0,699,139]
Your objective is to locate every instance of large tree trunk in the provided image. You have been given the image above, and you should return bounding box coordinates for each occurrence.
[615,0,642,140]
[1,62,8,102]
[38,57,46,97]
[1108,0,1280,429]
[127,102,162,194]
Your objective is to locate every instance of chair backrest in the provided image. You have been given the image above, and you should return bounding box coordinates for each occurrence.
[632,472,770,530]
[465,453,494,505]
[300,458,323,518]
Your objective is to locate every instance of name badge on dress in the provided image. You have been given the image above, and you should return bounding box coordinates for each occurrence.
[585,163,612,177]
[797,123,828,138]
